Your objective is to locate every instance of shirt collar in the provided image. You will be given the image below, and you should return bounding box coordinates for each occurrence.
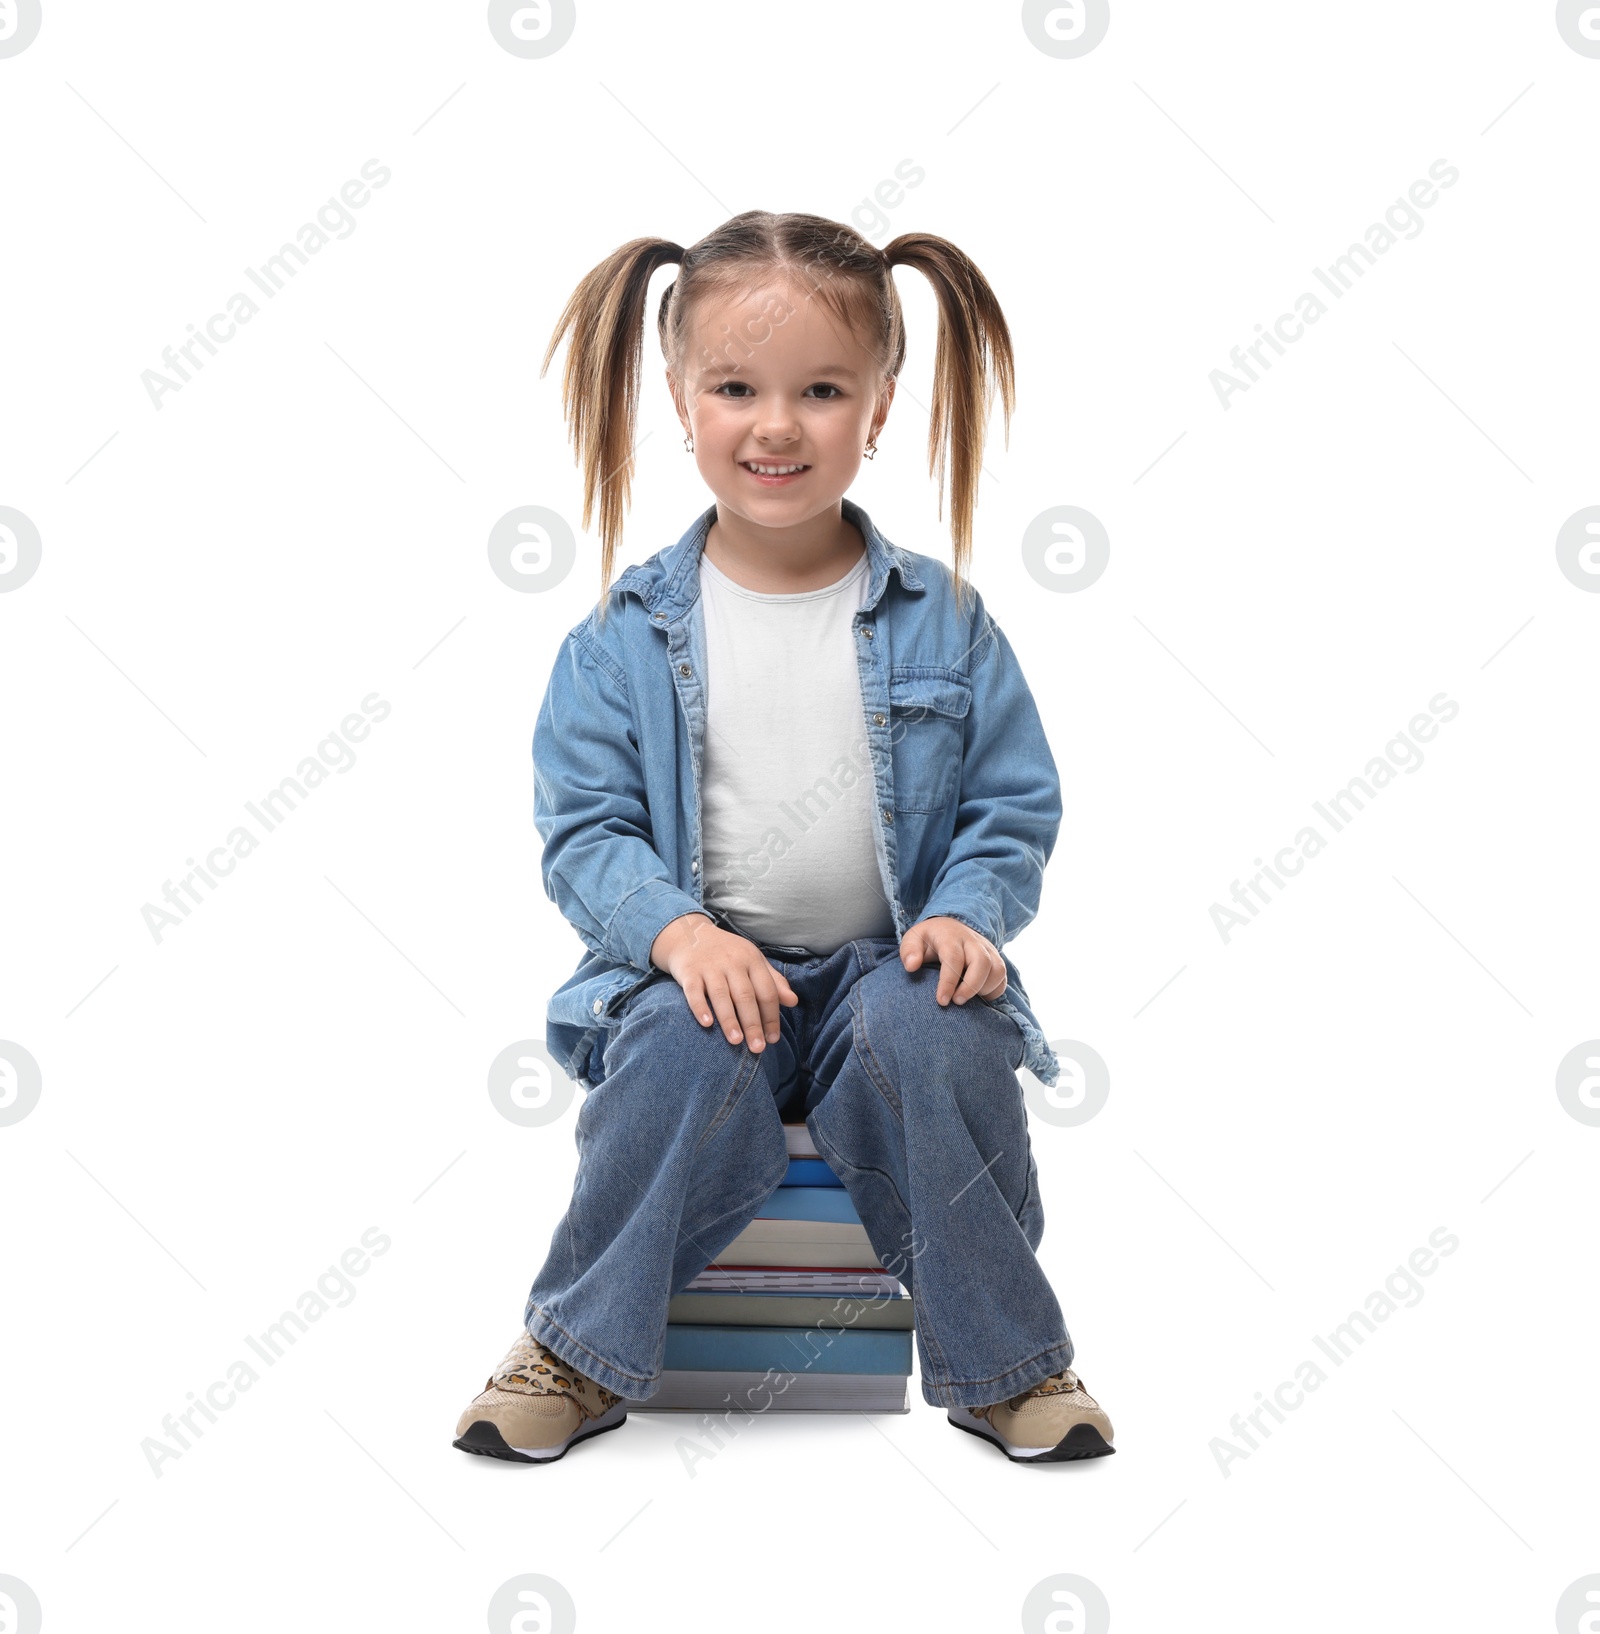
[613,495,925,622]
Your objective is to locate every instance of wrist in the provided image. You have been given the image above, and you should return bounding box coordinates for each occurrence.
[650,911,712,970]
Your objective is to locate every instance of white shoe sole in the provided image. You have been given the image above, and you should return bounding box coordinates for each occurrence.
[455,1399,629,1463]
[947,1405,1115,1464]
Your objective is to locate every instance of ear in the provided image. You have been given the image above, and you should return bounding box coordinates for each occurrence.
[667,369,690,434]
[871,375,896,437]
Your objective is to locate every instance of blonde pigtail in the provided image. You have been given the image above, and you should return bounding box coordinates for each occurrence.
[882,234,1016,614]
[540,237,683,624]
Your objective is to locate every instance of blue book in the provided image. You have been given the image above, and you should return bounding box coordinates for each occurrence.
[752,1186,861,1225]
[784,1157,844,1188]
[662,1322,912,1376]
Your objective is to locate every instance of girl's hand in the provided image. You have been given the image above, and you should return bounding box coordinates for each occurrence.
[900,916,1008,1005]
[649,913,800,1052]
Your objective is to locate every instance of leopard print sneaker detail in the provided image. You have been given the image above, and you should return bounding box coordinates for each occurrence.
[453,1331,629,1464]
[490,1331,625,1418]
[949,1366,1116,1463]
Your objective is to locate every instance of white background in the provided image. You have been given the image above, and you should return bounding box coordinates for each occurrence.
[2,2,1596,1630]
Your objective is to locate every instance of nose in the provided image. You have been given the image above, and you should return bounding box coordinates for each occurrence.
[753,399,801,445]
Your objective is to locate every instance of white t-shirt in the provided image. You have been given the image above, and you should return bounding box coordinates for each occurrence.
[697,546,897,955]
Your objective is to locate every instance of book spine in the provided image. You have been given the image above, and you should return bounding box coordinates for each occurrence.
[636,1371,910,1413]
[783,1123,820,1159]
[783,1157,845,1188]
[665,1293,914,1330]
[754,1186,863,1225]
[661,1323,912,1375]
[710,1231,882,1269]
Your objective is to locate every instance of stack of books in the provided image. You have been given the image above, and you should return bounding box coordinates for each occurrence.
[630,1122,914,1413]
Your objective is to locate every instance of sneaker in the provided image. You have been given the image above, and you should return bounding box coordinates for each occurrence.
[453,1331,628,1464]
[947,1366,1116,1463]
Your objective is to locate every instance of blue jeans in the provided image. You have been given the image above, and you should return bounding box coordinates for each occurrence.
[522,934,1075,1408]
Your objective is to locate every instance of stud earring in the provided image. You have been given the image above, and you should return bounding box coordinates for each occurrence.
[863,439,878,460]
[683,433,694,453]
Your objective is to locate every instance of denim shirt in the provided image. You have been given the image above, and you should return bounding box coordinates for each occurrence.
[534,495,1064,1090]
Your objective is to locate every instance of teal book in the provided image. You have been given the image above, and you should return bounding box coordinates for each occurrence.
[754,1187,861,1225]
[784,1157,844,1188]
[662,1322,912,1375]
[666,1289,913,1331]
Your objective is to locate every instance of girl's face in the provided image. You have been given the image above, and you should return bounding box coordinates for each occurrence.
[669,278,894,532]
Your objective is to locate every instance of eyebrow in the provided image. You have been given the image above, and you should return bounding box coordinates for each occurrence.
[698,364,861,382]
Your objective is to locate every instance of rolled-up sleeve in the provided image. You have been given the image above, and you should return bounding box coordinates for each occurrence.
[914,594,1063,949]
[533,632,708,971]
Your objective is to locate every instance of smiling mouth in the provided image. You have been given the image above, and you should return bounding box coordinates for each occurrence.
[740,461,810,476]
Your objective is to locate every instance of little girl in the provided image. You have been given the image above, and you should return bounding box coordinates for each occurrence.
[453,211,1115,1466]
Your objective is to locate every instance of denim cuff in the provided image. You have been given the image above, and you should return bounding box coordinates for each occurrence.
[912,898,1004,948]
[607,877,711,971]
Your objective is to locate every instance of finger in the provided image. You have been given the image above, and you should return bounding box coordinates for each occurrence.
[705,977,744,1047]
[750,963,783,1045]
[951,944,994,1004]
[726,972,769,1053]
[901,929,928,971]
[682,975,716,1028]
[935,939,962,1005]
[767,962,802,1008]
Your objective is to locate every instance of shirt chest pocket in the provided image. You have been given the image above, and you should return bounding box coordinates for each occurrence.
[885,668,972,813]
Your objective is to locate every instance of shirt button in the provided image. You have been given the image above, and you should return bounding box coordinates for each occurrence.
[873,712,886,726]
[653,612,665,621]
[678,662,692,676]
[592,999,604,1014]
[691,860,699,873]
[882,808,894,824]
[860,628,874,640]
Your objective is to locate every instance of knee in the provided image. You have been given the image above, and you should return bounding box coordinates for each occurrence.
[610,976,742,1069]
[854,957,1014,1078]
[585,975,751,1098]
[617,973,698,1033]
